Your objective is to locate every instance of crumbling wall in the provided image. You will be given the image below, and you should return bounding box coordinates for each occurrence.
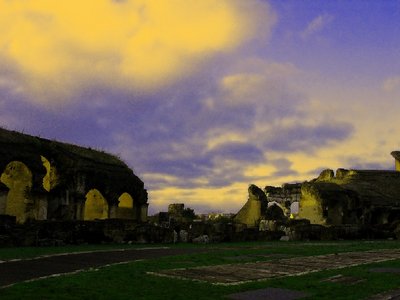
[298,183,326,225]
[299,167,400,226]
[234,185,267,228]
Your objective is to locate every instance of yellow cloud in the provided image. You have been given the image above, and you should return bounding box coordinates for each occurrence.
[0,0,274,104]
[149,183,248,213]
[206,131,247,150]
[220,60,299,106]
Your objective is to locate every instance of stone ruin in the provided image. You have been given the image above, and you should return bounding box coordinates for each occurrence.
[233,151,400,240]
[0,127,155,246]
[299,168,400,226]
[0,127,148,223]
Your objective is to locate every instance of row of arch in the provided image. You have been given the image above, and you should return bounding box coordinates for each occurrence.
[0,159,147,224]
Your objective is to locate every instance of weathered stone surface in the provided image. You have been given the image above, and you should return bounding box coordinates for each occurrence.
[153,249,400,285]
[299,165,400,227]
[316,169,334,181]
[265,203,285,220]
[192,235,209,244]
[234,185,267,228]
[392,151,400,171]
[321,274,365,285]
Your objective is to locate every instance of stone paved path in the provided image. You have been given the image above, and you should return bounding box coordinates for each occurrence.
[151,249,400,285]
[0,247,209,288]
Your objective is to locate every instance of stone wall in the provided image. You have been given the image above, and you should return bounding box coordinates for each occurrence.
[298,168,400,226]
[234,185,267,228]
[0,127,148,224]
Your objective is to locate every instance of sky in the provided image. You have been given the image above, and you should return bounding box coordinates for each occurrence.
[0,0,399,215]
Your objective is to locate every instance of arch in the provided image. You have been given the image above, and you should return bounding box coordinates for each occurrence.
[117,192,137,220]
[84,189,108,220]
[0,161,33,223]
[0,183,8,214]
[40,155,58,192]
[290,201,299,215]
[119,192,133,208]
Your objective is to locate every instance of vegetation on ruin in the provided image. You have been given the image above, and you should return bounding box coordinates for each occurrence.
[1,240,400,299]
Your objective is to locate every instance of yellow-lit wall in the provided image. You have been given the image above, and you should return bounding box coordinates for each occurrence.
[40,155,58,191]
[234,200,261,228]
[396,159,400,171]
[298,192,326,225]
[84,189,108,220]
[117,192,136,219]
[0,161,33,223]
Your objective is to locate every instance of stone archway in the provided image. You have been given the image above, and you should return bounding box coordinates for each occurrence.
[0,161,33,223]
[117,192,137,220]
[84,189,109,220]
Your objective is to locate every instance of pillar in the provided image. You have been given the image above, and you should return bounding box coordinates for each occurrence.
[140,203,149,222]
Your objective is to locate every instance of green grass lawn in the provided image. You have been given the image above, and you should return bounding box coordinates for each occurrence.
[1,240,400,299]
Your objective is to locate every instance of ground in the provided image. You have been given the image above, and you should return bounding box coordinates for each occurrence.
[0,241,400,299]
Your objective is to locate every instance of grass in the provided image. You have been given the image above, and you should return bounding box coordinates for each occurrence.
[0,243,151,261]
[1,240,400,299]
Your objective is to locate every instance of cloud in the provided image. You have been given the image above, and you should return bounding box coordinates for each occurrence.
[341,156,393,171]
[219,60,300,107]
[99,57,355,198]
[269,158,298,177]
[263,123,354,152]
[383,76,400,92]
[148,183,247,214]
[0,0,275,105]
[209,142,264,163]
[301,14,334,39]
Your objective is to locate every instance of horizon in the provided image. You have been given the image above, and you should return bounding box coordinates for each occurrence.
[0,0,399,214]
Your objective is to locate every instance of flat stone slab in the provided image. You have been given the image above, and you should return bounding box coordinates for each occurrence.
[225,254,291,261]
[150,249,400,285]
[321,274,365,285]
[225,288,309,300]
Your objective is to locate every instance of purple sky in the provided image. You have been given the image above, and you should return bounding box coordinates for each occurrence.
[0,0,399,214]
